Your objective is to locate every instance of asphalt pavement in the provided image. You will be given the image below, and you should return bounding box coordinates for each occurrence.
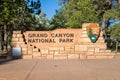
[0,56,120,80]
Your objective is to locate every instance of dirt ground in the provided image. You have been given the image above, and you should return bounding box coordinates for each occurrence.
[0,56,120,80]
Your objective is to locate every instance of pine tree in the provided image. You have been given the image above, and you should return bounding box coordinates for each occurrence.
[51,0,98,28]
[0,0,42,51]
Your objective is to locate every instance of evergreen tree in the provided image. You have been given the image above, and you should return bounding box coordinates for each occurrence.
[0,0,42,51]
[51,0,98,28]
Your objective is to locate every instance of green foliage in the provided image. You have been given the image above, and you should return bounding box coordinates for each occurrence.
[51,0,98,28]
[106,24,120,51]
[26,0,41,15]
[50,10,67,29]
[0,0,42,31]
[93,0,111,18]
[38,12,50,30]
[0,1,17,25]
[103,3,120,20]
[107,24,120,39]
[0,0,42,51]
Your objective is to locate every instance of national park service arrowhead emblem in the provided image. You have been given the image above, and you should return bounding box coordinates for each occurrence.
[86,23,101,43]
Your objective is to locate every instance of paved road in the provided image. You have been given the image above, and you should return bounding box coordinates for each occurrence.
[0,56,120,80]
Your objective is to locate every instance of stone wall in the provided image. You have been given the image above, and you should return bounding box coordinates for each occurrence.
[11,23,115,60]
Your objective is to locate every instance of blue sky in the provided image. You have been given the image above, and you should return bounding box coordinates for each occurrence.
[41,0,60,19]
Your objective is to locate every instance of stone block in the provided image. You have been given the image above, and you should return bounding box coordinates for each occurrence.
[11,42,18,47]
[49,51,54,55]
[33,48,39,52]
[54,51,59,55]
[13,31,21,34]
[75,44,88,52]
[75,45,82,51]
[99,50,105,53]
[87,52,94,56]
[47,54,54,59]
[22,48,27,52]
[16,42,25,44]
[54,54,67,56]
[68,54,79,59]
[98,36,104,40]
[101,53,115,56]
[75,45,84,52]
[22,55,32,59]
[12,38,19,42]
[41,50,49,54]
[95,45,107,49]
[80,54,87,59]
[41,54,47,57]
[27,46,33,50]
[100,32,103,36]
[87,56,96,59]
[36,56,47,59]
[65,49,74,51]
[60,51,66,54]
[94,43,106,45]
[75,51,81,54]
[27,46,33,51]
[18,38,24,42]
[107,56,114,59]
[97,39,105,43]
[94,53,102,56]
[95,56,107,59]
[65,50,74,54]
[14,44,23,47]
[65,46,74,49]
[105,50,111,53]
[81,34,88,37]
[20,44,27,48]
[89,44,95,47]
[59,47,65,51]
[81,38,91,43]
[49,47,59,51]
[11,42,24,47]
[83,45,88,51]
[54,55,67,60]
[88,47,94,52]
[33,52,41,57]
[95,48,100,53]
[17,34,23,38]
[28,51,32,55]
[12,34,17,38]
[82,23,91,28]
[82,27,87,31]
[22,51,27,55]
[82,31,87,34]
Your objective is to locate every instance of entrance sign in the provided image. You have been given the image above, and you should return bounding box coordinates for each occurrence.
[24,29,82,49]
[11,23,115,60]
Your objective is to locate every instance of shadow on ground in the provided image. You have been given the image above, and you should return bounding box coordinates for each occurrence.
[0,56,21,65]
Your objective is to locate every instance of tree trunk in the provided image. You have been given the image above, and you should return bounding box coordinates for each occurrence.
[0,27,1,51]
[3,24,8,51]
[101,18,107,40]
[1,27,4,51]
[0,34,1,51]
